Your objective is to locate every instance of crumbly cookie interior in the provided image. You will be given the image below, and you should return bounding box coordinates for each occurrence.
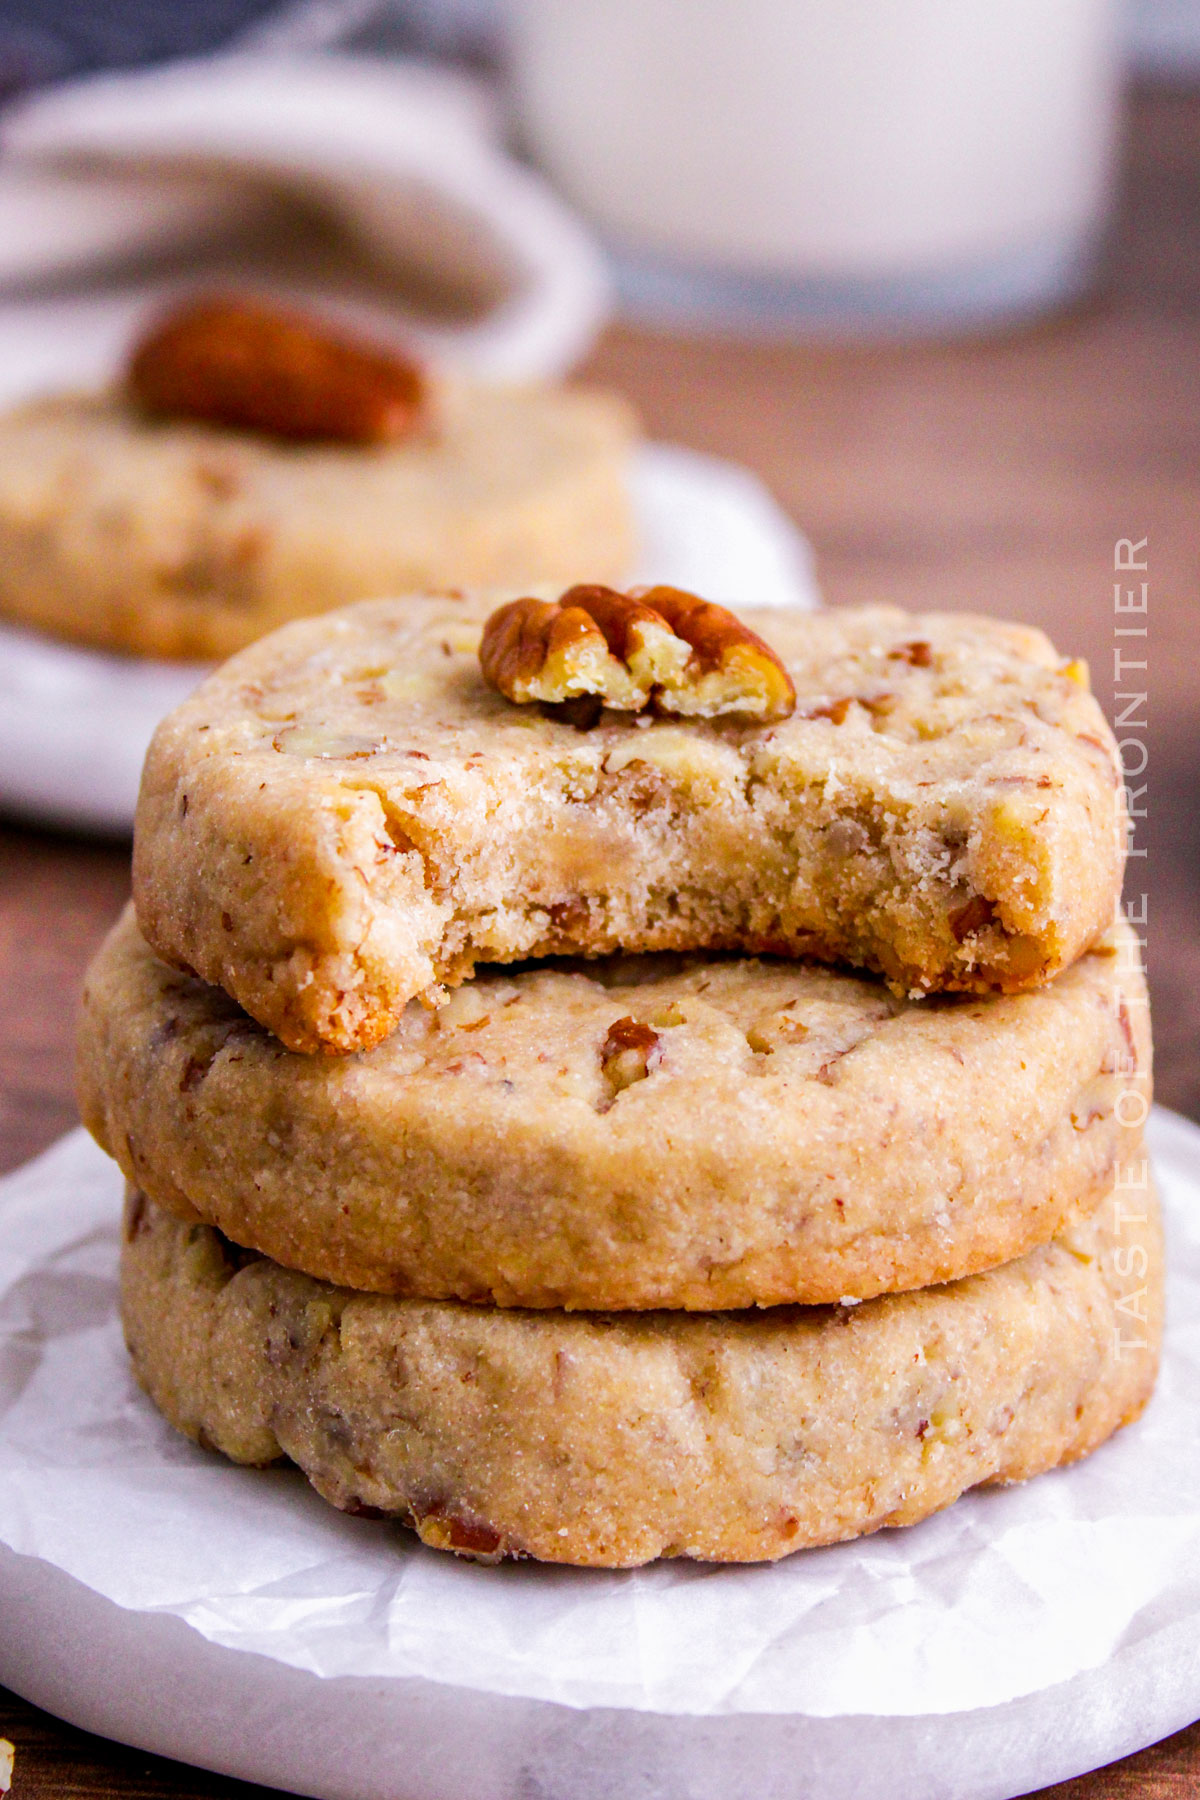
[134,596,1125,1051]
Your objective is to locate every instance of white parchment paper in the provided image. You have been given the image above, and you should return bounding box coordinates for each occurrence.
[2,1112,1199,1732]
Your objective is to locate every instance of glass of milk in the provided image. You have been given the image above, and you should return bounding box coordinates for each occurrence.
[504,0,1122,332]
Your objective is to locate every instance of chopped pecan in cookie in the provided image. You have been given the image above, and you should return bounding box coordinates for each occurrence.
[413,1505,507,1562]
[600,1015,662,1097]
[479,584,795,721]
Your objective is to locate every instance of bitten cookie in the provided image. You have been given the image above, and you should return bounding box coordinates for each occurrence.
[133,592,1126,1051]
[81,908,1150,1310]
[120,1184,1163,1568]
[0,387,635,660]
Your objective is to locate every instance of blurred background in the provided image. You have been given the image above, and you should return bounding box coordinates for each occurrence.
[0,0,1198,336]
[0,5,1197,1789]
[2,0,1199,92]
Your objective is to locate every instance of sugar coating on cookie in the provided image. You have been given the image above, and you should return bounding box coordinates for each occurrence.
[133,594,1126,1052]
[81,908,1150,1310]
[120,1186,1162,1568]
[0,387,635,659]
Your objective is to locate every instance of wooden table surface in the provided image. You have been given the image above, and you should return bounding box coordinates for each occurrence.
[1,77,1198,1800]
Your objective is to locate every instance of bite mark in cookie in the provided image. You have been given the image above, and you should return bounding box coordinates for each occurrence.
[132,594,1127,1051]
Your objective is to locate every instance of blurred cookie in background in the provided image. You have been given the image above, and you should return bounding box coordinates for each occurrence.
[0,293,637,659]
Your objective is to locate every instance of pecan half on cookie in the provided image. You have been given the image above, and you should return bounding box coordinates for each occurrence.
[479,584,796,721]
[128,295,425,445]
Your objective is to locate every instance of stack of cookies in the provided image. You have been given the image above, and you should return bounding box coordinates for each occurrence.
[78,586,1159,1567]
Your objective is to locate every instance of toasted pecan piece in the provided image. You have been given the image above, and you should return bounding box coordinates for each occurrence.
[128,295,426,445]
[479,583,795,721]
[600,1016,662,1099]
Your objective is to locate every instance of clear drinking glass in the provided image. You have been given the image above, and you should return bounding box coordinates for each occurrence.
[505,0,1123,332]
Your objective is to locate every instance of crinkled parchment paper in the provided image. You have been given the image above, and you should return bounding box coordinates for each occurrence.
[1,1113,1199,1795]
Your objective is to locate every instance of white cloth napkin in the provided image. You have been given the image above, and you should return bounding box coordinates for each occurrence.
[0,50,612,404]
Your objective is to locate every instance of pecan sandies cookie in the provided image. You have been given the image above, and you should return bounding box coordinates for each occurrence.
[0,338,635,660]
[82,907,1148,1310]
[133,591,1125,1052]
[121,1189,1162,1567]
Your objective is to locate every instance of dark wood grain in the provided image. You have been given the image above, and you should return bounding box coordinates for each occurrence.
[0,77,1197,1800]
[0,1687,274,1798]
[1024,1721,1200,1799]
[0,831,129,1170]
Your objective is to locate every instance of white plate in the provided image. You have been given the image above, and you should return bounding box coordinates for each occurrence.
[0,442,818,836]
[1,1110,1199,1800]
